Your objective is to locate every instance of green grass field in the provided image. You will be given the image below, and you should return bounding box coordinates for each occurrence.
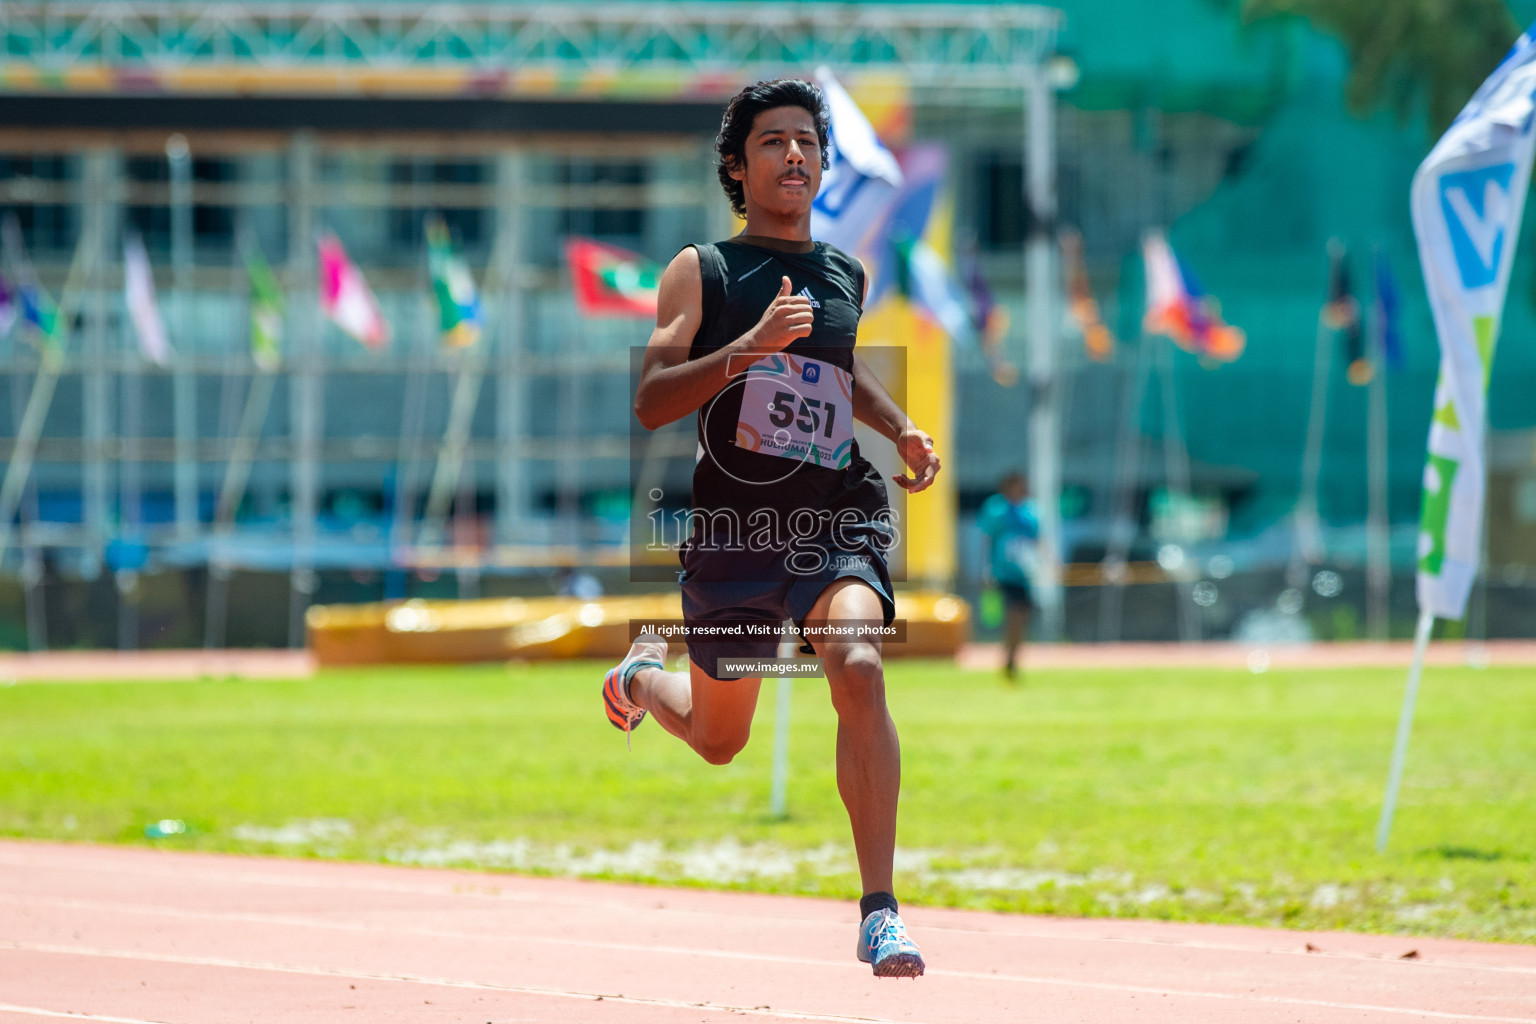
[2,659,1533,942]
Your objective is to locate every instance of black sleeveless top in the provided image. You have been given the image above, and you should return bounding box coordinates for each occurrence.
[685,237,890,528]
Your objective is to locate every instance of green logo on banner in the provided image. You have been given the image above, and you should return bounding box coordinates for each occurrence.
[1432,396,1460,431]
[1473,315,1497,388]
[1418,453,1460,575]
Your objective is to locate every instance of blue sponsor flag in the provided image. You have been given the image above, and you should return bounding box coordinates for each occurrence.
[1409,20,1536,619]
[810,67,903,271]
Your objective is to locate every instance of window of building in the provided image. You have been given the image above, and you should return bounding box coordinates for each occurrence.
[557,159,647,240]
[385,158,490,255]
[0,154,79,256]
[123,154,239,258]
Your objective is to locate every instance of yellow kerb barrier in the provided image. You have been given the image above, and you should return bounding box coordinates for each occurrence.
[307,591,969,666]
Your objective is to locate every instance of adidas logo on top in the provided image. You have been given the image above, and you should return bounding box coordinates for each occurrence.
[797,286,821,309]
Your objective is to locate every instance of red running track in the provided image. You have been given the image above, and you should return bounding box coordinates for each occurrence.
[1,840,1533,1024]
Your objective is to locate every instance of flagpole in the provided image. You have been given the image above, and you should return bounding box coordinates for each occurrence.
[8,368,47,649]
[1377,607,1435,851]
[419,217,499,554]
[1468,428,1492,666]
[1290,301,1335,591]
[388,296,432,589]
[418,347,487,547]
[455,435,480,600]
[1366,307,1391,642]
[1098,335,1152,642]
[1154,336,1200,642]
[0,221,96,565]
[205,366,277,647]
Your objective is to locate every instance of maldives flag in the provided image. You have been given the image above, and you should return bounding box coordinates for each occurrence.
[319,233,390,349]
[564,237,660,318]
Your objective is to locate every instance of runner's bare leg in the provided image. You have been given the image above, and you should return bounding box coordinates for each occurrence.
[630,662,763,766]
[806,577,899,897]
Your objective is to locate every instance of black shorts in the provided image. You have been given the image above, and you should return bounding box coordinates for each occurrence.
[999,581,1034,611]
[680,547,897,680]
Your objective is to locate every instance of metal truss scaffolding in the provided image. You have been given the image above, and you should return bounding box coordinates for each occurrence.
[0,3,1058,93]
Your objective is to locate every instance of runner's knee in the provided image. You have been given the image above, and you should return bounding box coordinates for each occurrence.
[824,643,885,715]
[695,727,751,766]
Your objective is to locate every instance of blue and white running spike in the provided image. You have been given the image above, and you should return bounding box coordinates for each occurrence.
[857,908,926,978]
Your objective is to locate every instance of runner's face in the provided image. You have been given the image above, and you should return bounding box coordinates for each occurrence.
[732,105,821,218]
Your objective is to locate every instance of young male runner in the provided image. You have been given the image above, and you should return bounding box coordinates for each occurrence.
[603,78,940,978]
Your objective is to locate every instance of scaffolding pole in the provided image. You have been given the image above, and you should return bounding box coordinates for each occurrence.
[287,133,321,646]
[168,134,199,543]
[494,149,531,548]
[119,341,143,650]
[1024,60,1063,641]
[81,149,115,581]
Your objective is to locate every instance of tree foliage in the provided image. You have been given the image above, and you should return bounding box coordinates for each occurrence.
[1244,0,1520,135]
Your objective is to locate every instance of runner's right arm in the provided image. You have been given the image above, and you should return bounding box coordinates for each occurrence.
[633,249,813,430]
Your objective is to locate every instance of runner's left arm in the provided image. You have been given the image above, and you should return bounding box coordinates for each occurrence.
[851,259,941,494]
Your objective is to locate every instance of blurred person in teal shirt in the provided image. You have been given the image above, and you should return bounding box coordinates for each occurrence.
[978,471,1039,682]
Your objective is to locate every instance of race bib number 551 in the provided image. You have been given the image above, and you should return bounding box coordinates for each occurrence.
[735,354,854,469]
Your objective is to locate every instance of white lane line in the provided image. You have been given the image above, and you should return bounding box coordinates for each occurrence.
[6,891,1536,983]
[0,852,556,906]
[5,938,1536,1024]
[0,942,916,1024]
[2,851,1532,977]
[0,1005,173,1024]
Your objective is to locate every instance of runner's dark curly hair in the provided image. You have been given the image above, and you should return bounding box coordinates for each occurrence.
[715,78,831,219]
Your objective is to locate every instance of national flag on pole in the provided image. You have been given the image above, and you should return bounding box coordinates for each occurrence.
[1142,230,1244,363]
[19,280,63,356]
[1372,248,1405,372]
[0,270,16,339]
[426,214,481,348]
[877,147,987,348]
[1061,227,1114,363]
[892,232,974,345]
[1409,21,1536,621]
[242,237,284,372]
[810,66,905,263]
[123,232,171,367]
[960,241,1017,386]
[2,213,65,358]
[1322,240,1370,385]
[319,233,390,349]
[564,237,661,317]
